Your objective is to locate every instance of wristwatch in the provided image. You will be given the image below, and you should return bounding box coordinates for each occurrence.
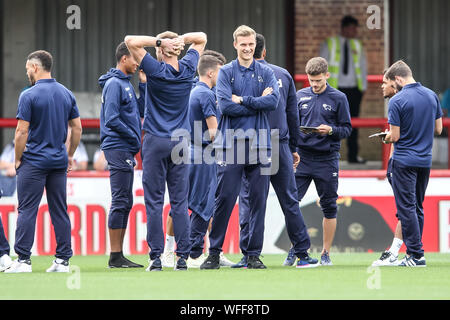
[156,39,162,47]
[328,127,333,135]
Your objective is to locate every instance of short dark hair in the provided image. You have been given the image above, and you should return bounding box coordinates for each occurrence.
[385,60,412,80]
[115,42,131,63]
[254,33,266,59]
[27,50,53,72]
[305,57,328,75]
[341,15,359,28]
[202,50,227,65]
[198,55,223,76]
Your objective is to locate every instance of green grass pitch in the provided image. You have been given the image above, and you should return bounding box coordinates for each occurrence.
[1,253,450,300]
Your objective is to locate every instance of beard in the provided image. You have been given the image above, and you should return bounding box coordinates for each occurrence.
[395,82,403,92]
[28,74,36,86]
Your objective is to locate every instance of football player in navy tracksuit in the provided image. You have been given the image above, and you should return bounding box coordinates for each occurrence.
[382,61,442,267]
[6,50,82,273]
[99,42,146,268]
[125,31,207,271]
[236,34,318,269]
[200,25,280,270]
[372,71,404,267]
[295,57,352,266]
[186,53,224,268]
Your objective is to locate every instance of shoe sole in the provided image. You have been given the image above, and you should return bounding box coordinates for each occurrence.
[371,262,399,267]
[200,266,220,270]
[0,266,13,272]
[296,264,319,269]
[108,265,144,268]
[399,265,426,268]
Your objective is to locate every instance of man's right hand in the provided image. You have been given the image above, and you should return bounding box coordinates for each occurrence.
[162,37,185,56]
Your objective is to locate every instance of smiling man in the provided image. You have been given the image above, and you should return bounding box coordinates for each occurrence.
[200,25,280,270]
[295,57,352,266]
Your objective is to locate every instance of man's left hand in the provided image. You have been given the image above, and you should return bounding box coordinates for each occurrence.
[316,124,332,135]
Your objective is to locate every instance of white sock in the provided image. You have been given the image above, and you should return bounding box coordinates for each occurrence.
[55,258,65,264]
[165,235,175,252]
[388,238,403,256]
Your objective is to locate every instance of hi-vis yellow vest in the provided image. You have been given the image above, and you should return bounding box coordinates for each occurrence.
[327,37,364,91]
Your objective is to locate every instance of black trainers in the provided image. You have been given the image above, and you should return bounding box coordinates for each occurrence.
[200,254,220,270]
[175,257,188,271]
[247,256,266,269]
[231,255,248,269]
[108,252,144,268]
[146,257,162,271]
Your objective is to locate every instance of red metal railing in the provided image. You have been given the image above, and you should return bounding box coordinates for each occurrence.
[1,77,449,171]
[294,74,384,88]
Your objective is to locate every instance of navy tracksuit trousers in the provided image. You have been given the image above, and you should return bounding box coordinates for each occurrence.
[142,134,191,260]
[14,160,72,260]
[295,157,339,219]
[209,150,271,257]
[189,212,210,258]
[239,142,311,258]
[391,160,430,258]
[104,150,135,229]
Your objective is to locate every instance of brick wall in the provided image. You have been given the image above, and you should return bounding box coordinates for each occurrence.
[294,0,386,161]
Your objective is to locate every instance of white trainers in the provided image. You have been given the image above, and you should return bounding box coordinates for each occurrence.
[4,259,32,273]
[219,252,235,267]
[0,254,13,272]
[46,259,70,273]
[372,251,399,267]
[161,251,175,268]
[187,254,207,268]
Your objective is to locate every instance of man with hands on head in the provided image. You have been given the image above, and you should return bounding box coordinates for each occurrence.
[125,31,207,271]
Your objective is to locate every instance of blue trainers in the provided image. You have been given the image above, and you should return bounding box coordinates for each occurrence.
[320,250,333,266]
[175,257,188,271]
[296,255,319,268]
[398,255,426,267]
[283,247,296,266]
[231,256,248,269]
[146,257,162,271]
